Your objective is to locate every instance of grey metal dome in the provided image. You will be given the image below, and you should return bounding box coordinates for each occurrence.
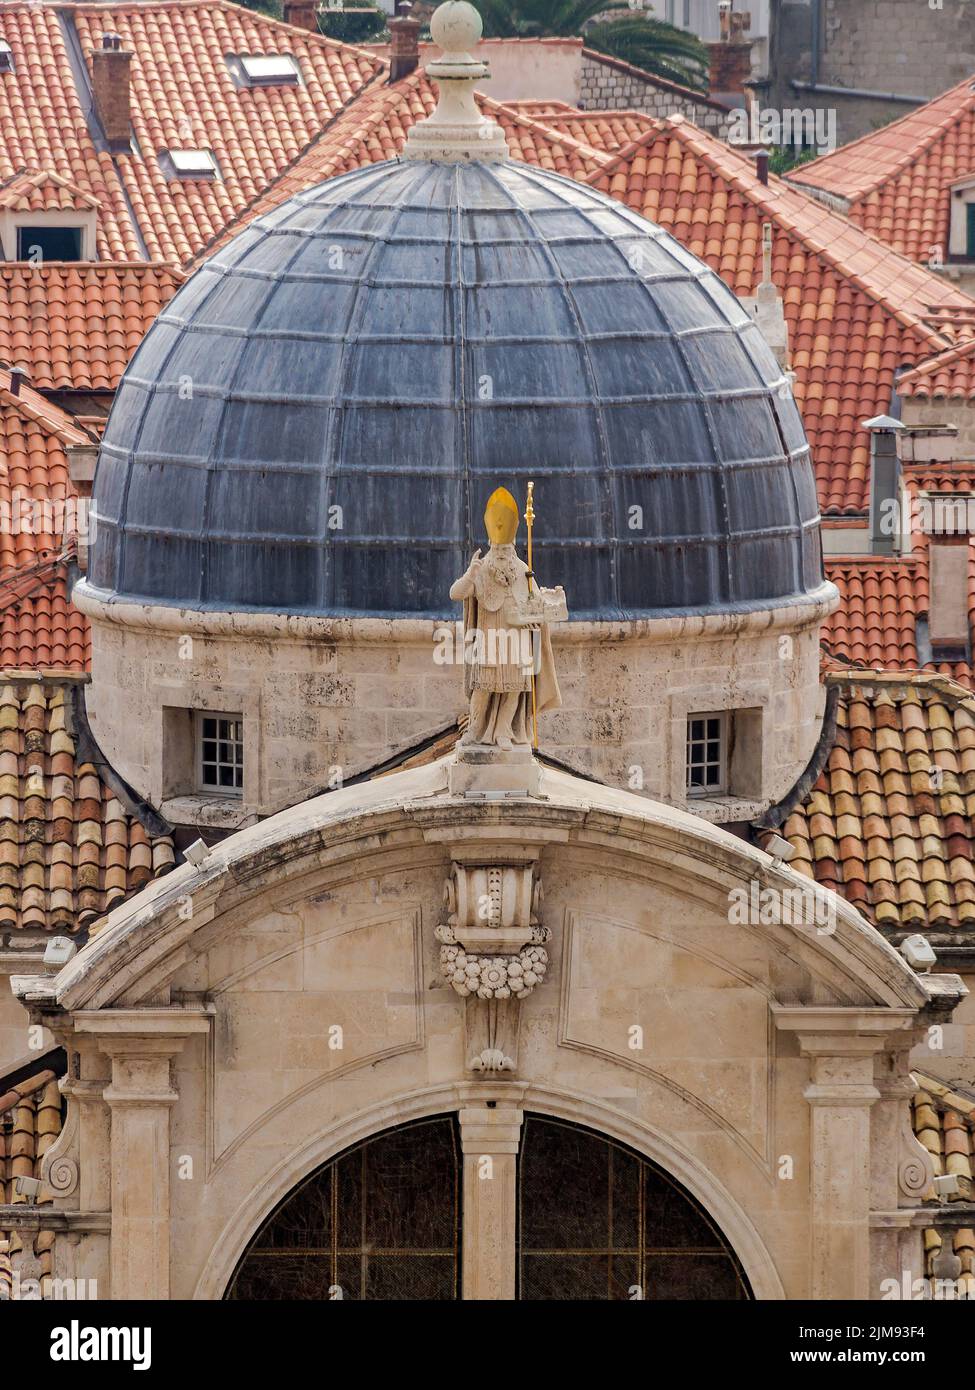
[90,158,824,620]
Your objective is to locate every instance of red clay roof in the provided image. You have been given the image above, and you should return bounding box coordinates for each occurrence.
[197,69,611,261]
[790,74,975,264]
[0,369,93,671]
[766,670,975,931]
[0,0,385,264]
[584,117,975,515]
[898,337,975,400]
[0,262,183,392]
[823,467,975,690]
[0,167,101,212]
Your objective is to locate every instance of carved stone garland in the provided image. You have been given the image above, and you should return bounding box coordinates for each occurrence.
[435,861,549,1072]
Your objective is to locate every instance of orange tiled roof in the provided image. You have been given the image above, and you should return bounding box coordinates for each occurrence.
[0,677,174,932]
[0,369,93,670]
[912,1072,975,1285]
[790,75,975,264]
[0,1064,61,1292]
[505,106,657,155]
[197,70,610,260]
[0,262,183,392]
[0,167,100,213]
[198,96,975,516]
[0,0,385,264]
[767,670,975,930]
[823,467,975,689]
[898,337,975,400]
[584,117,975,515]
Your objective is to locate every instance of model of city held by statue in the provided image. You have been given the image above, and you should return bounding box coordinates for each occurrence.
[450,484,567,753]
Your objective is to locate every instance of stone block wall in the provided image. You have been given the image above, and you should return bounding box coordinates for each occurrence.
[578,50,733,134]
[77,585,833,827]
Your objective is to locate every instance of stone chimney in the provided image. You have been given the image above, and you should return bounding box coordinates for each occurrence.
[389,6,422,82]
[864,415,904,556]
[707,2,752,107]
[929,539,970,658]
[740,224,789,370]
[283,1,318,31]
[91,33,133,152]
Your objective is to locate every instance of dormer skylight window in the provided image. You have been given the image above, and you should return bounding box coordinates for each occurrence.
[162,149,220,181]
[237,54,301,87]
[0,42,13,74]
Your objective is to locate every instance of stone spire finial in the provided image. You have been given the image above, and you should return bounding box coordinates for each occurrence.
[404,1,508,163]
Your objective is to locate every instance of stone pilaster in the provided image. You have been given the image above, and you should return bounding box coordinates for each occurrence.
[458,1084,526,1300]
[74,1009,209,1301]
[776,1008,915,1300]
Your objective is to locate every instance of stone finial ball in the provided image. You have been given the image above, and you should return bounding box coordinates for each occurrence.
[430,0,482,53]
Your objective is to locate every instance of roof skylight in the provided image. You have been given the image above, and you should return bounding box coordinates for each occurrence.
[238,54,301,87]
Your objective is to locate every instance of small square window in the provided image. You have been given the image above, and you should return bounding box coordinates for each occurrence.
[686,712,728,797]
[17,225,83,260]
[162,149,220,181]
[197,712,244,795]
[238,54,301,87]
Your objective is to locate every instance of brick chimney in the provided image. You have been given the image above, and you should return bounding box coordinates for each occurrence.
[707,3,752,107]
[929,539,970,658]
[283,0,318,31]
[91,33,132,152]
[389,6,421,82]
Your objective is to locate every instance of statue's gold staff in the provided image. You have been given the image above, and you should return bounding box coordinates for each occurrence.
[524,481,538,749]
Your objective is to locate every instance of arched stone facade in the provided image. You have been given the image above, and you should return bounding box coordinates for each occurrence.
[13,758,958,1300]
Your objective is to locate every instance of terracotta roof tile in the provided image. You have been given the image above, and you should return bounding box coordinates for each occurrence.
[0,1065,62,1292]
[582,117,975,516]
[911,1072,975,1289]
[899,336,975,399]
[0,167,101,213]
[823,467,975,690]
[0,676,173,932]
[791,74,975,265]
[0,262,183,392]
[0,0,385,264]
[764,671,975,930]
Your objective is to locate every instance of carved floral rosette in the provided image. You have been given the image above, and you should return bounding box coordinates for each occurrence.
[435,920,550,1000]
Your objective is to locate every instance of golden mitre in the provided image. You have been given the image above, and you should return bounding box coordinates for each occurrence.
[484,487,519,545]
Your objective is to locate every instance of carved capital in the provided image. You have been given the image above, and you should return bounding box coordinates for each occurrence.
[436,861,548,1002]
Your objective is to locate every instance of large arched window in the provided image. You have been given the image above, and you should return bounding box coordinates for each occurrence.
[226,1116,460,1301]
[518,1116,751,1300]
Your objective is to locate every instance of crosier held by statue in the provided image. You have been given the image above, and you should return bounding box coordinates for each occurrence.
[449,487,565,751]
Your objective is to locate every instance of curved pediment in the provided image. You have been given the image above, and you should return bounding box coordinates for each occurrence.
[16,757,931,1016]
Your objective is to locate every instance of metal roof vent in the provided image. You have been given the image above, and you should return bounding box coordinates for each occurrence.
[162,149,220,181]
[0,41,14,74]
[238,54,301,87]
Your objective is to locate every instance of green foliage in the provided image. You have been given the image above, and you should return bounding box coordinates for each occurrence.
[767,145,818,177]
[320,7,387,44]
[237,0,283,16]
[478,2,708,92]
[584,16,708,91]
[478,0,631,38]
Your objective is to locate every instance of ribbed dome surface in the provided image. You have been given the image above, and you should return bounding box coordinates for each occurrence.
[90,158,824,619]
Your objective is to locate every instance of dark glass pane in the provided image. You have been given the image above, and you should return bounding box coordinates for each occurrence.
[519,1116,751,1302]
[644,1254,746,1300]
[227,1253,331,1300]
[225,1117,459,1301]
